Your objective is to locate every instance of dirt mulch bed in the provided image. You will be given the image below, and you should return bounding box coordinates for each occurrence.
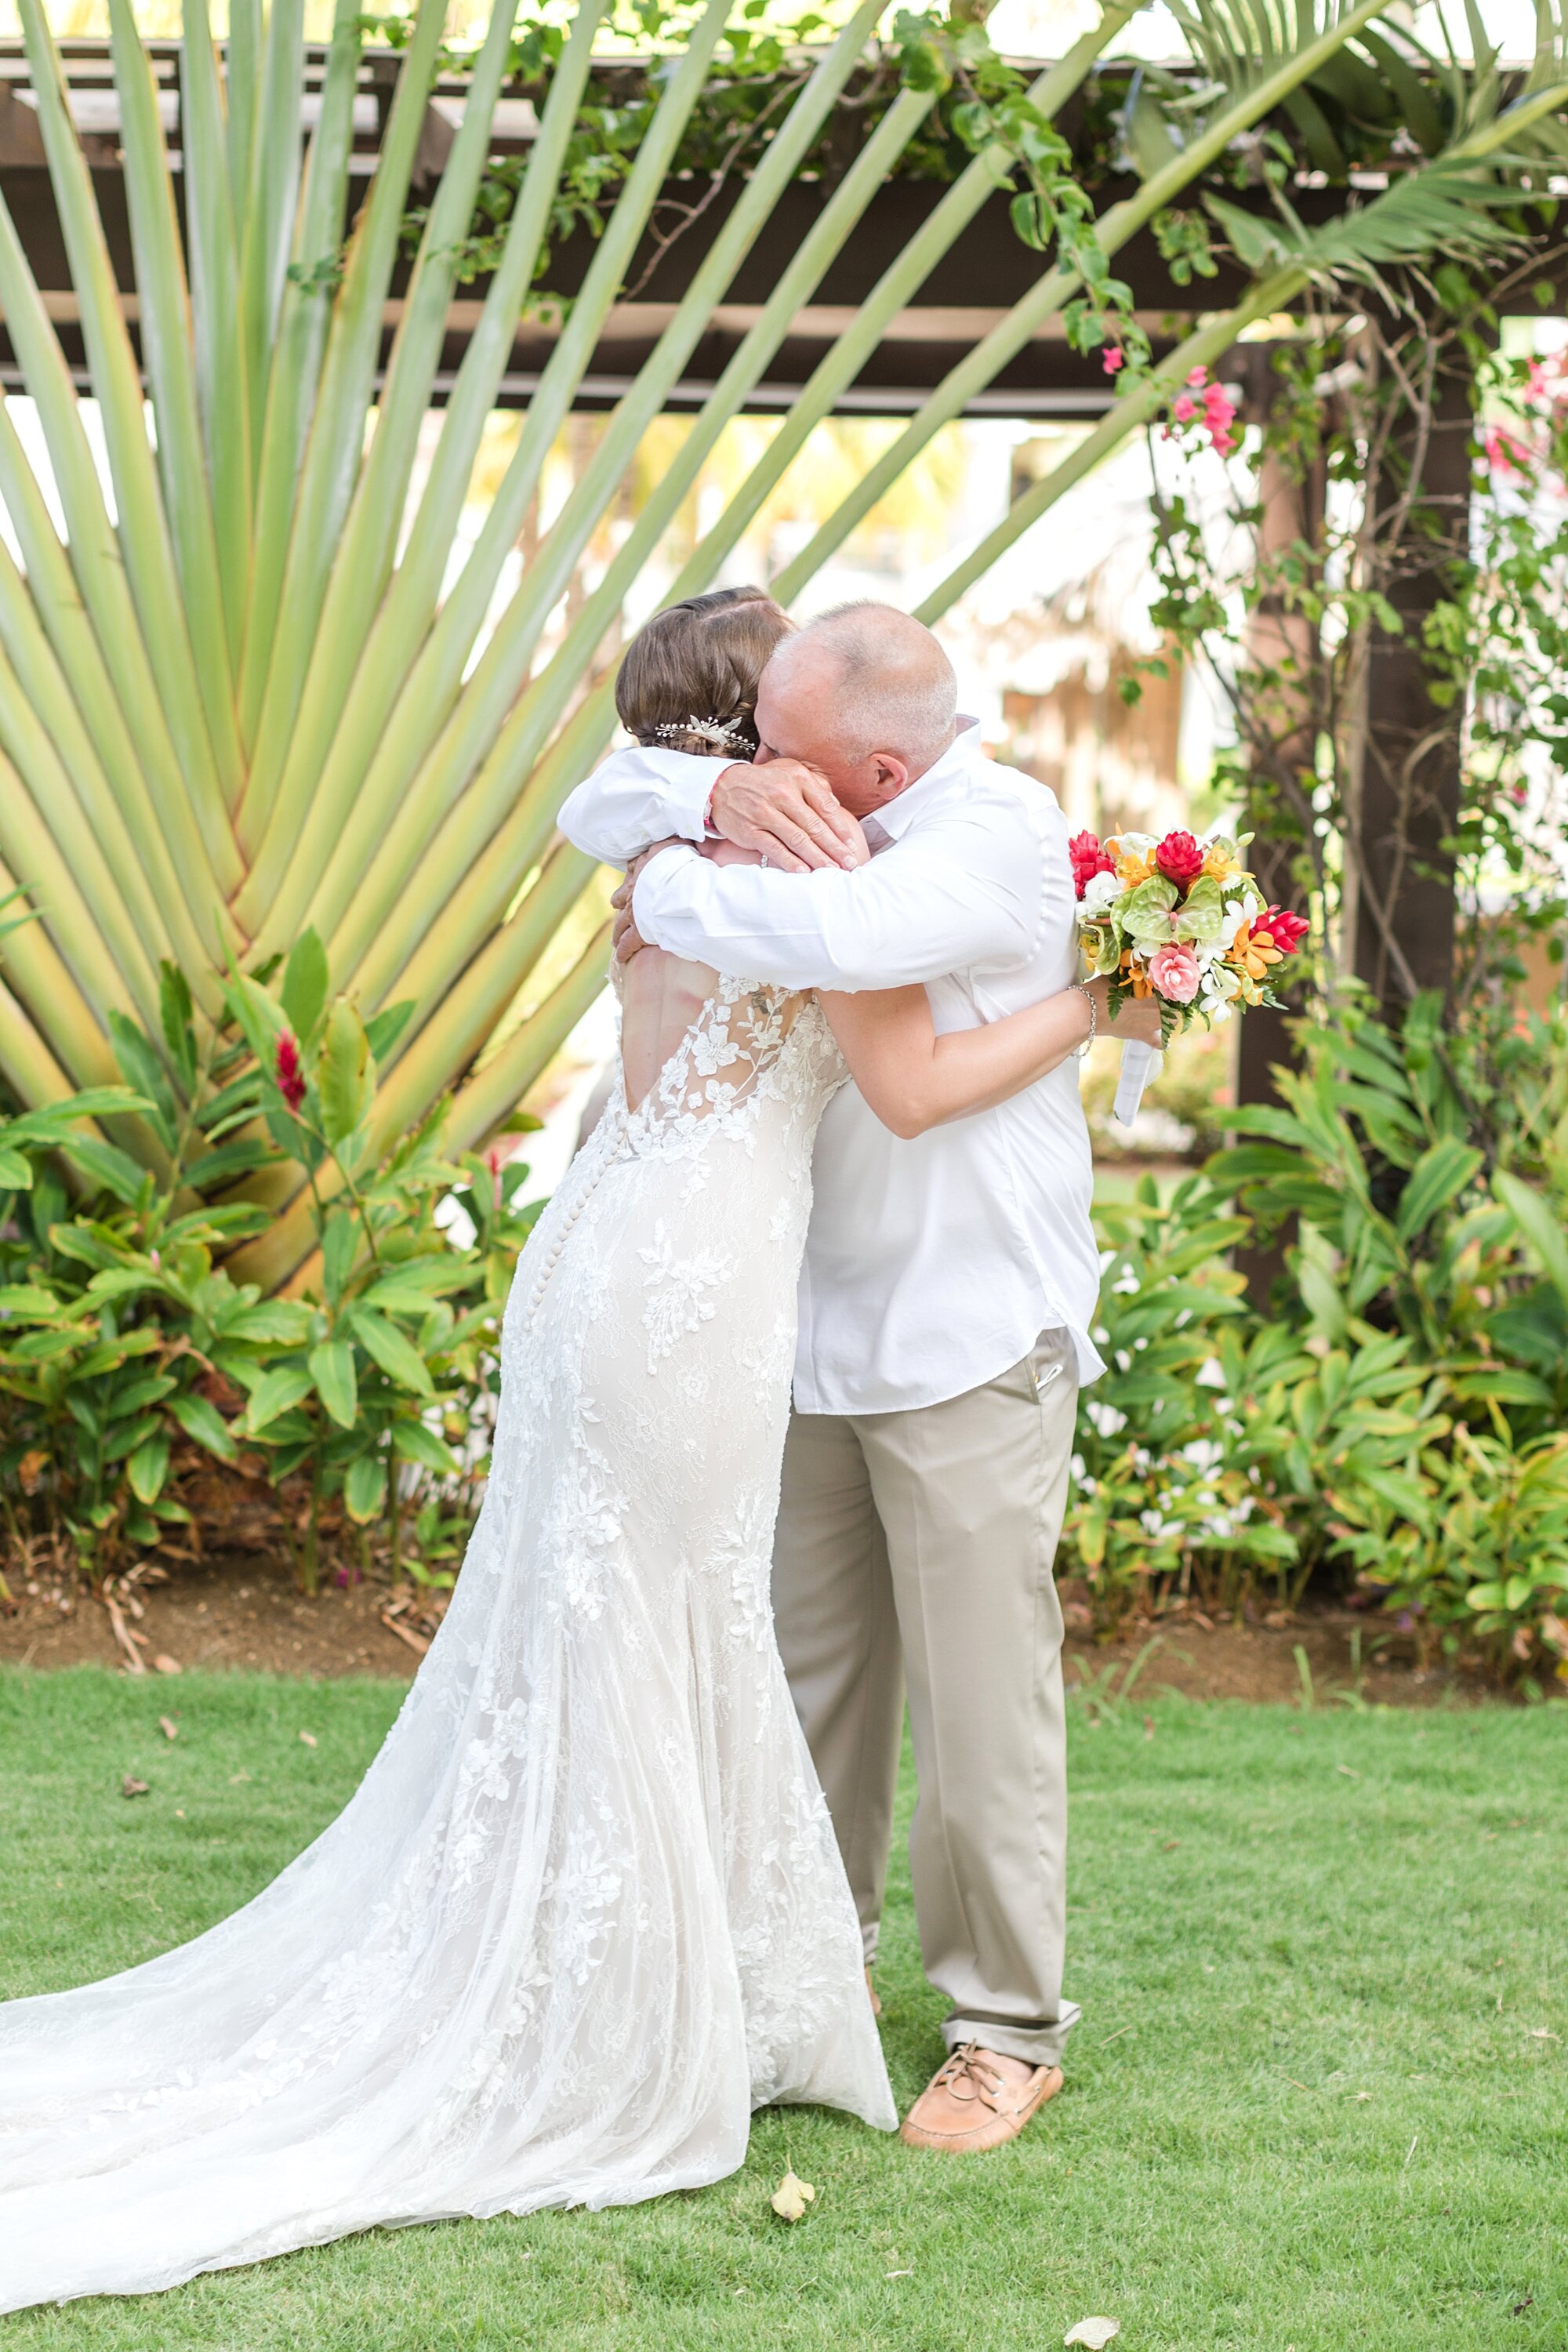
[0,1547,1510,1704]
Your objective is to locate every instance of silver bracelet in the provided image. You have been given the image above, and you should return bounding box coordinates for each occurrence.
[1070,981,1097,1058]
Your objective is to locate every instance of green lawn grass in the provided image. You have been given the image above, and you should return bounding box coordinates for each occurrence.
[2,1667,1564,2351]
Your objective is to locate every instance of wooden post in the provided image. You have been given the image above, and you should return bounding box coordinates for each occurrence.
[1232,341,1326,1301]
[1347,350,1472,1009]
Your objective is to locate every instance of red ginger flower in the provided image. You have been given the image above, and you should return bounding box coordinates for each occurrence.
[275,1030,307,1113]
[1154,829,1205,889]
[1068,829,1116,899]
[1256,905,1309,956]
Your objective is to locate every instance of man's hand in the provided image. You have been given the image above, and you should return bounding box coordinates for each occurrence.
[710,759,864,873]
[611,839,685,965]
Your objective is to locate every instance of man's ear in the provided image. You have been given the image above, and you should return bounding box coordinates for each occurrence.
[869,753,911,799]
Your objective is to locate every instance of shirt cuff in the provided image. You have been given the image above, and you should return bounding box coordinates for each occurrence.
[658,753,729,846]
[631,843,700,945]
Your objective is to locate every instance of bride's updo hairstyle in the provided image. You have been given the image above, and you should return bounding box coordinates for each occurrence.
[615,586,790,760]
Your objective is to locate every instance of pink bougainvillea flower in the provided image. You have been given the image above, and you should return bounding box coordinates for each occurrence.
[1171,393,1198,424]
[1102,344,1125,376]
[1069,829,1116,898]
[1483,424,1529,477]
[275,1030,307,1113]
[1186,366,1209,388]
[1147,942,1202,1004]
[1154,829,1205,888]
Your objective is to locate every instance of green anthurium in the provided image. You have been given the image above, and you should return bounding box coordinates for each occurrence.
[1116,875,1179,945]
[1171,873,1225,945]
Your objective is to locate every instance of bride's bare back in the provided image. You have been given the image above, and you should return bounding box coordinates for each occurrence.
[621,840,765,1112]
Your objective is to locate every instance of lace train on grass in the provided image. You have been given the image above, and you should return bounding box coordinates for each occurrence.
[0,981,894,2314]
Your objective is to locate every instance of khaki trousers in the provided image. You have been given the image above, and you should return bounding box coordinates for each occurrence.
[771,1328,1081,2070]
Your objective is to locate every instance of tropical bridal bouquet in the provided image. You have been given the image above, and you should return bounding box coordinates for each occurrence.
[1068,826,1308,1123]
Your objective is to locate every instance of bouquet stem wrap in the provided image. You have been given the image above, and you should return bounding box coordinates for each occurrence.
[1113,1040,1160,1127]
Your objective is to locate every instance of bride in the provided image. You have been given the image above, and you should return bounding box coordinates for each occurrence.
[0,587,1138,2313]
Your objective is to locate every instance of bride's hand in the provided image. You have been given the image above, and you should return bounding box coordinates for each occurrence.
[612,839,688,964]
[1091,978,1164,1046]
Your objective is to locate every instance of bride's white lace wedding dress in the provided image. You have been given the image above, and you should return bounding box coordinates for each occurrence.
[0,981,894,2314]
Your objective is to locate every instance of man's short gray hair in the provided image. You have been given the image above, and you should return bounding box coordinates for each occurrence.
[769,601,957,772]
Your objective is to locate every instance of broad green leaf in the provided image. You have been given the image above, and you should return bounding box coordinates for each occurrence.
[318,997,371,1146]
[351,1307,434,1396]
[245,1361,315,1432]
[1394,1138,1484,1243]
[0,1283,63,1318]
[158,960,196,1087]
[109,1370,176,1418]
[107,1011,178,1146]
[1494,1170,1568,1311]
[343,1452,387,1522]
[168,1389,238,1461]
[126,1430,170,1503]
[365,1000,416,1064]
[309,1338,358,1428]
[321,1207,358,1305]
[105,1411,161,1465]
[360,1258,466,1309]
[1448,1368,1555,1407]
[281,927,331,1047]
[58,1135,147,1205]
[391,1417,460,1475]
[0,1147,32,1189]
[223,1300,314,1344]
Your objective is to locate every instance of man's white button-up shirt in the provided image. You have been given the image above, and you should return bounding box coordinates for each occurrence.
[557,722,1104,1414]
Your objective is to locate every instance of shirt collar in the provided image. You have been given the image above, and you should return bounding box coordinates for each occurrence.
[866,717,982,844]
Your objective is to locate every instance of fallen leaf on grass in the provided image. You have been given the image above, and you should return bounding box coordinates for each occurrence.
[770,2171,816,2221]
[152,1654,182,1676]
[1065,2321,1120,2347]
[1514,2297,1534,2316]
[1526,2027,1559,2042]
[158,1716,178,1740]
[298,1731,318,1748]
[121,1776,149,1798]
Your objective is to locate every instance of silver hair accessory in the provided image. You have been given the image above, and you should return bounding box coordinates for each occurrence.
[652,716,752,751]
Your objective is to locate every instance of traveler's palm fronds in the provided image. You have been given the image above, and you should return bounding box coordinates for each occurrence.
[0,0,1517,1290]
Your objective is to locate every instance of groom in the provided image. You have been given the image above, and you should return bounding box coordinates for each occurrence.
[561,601,1120,2152]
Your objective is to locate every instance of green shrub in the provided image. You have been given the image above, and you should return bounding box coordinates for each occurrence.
[1062,992,1568,1682]
[0,942,538,1594]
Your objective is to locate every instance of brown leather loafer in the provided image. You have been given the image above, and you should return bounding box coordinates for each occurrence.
[898,2042,1063,2153]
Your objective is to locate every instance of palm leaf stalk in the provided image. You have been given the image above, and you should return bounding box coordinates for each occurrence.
[250,0,892,953]
[16,0,244,871]
[249,0,614,957]
[307,5,1149,1025]
[336,0,1409,1074]
[3,0,1555,1299]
